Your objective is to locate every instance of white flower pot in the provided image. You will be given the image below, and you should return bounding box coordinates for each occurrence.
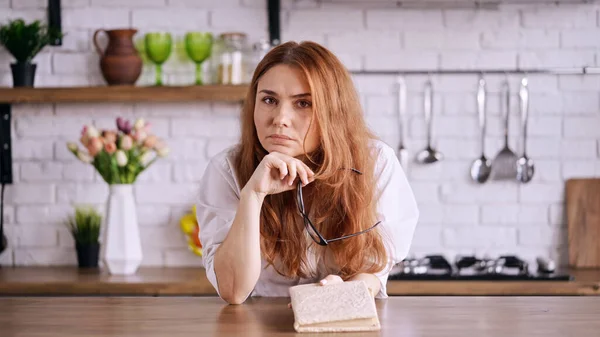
[101,184,142,275]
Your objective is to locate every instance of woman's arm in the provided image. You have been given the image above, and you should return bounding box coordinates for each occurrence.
[213,188,265,305]
[209,152,314,305]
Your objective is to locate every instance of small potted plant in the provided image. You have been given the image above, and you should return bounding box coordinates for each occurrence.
[65,206,102,268]
[0,19,63,87]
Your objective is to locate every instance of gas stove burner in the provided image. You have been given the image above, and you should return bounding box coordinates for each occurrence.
[396,255,453,276]
[455,255,529,276]
[396,257,423,275]
[389,254,572,281]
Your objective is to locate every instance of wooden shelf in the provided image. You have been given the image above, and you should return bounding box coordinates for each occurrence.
[0,85,249,103]
[0,267,217,296]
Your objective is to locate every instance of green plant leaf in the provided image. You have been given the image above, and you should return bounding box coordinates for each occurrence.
[0,18,64,62]
[65,206,102,245]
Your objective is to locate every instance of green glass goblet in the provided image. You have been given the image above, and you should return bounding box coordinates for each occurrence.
[184,32,213,85]
[144,32,173,86]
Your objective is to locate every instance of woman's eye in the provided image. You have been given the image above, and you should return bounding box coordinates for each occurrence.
[262,97,277,105]
[296,100,312,109]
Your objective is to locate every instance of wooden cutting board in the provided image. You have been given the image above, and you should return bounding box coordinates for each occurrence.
[567,178,600,268]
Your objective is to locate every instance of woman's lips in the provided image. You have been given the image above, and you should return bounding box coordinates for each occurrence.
[269,134,292,140]
[268,134,294,145]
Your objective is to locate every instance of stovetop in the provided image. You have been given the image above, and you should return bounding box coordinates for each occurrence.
[388,254,573,281]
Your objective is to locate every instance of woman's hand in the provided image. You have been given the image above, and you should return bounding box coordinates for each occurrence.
[318,274,344,286]
[244,152,315,199]
[320,274,378,296]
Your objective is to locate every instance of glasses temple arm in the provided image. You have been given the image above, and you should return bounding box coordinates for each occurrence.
[325,221,382,243]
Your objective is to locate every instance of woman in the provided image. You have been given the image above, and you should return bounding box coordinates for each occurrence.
[196,41,419,305]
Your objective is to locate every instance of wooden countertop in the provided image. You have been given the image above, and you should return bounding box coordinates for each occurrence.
[1,266,600,296]
[2,296,599,337]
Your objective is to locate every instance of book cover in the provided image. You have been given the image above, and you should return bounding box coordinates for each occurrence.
[289,280,381,333]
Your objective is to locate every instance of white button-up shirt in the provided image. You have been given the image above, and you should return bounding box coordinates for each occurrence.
[196,139,419,300]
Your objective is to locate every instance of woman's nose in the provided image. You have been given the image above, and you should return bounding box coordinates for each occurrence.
[272,104,292,127]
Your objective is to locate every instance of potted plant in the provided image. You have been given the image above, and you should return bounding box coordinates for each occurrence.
[65,206,102,268]
[66,117,169,275]
[0,19,63,87]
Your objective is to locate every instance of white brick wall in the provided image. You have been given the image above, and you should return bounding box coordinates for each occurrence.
[132,9,210,29]
[63,8,130,29]
[521,6,597,29]
[481,30,560,50]
[1,1,598,268]
[367,10,444,30]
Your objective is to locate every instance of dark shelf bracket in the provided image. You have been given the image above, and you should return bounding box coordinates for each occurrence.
[268,0,280,46]
[48,0,62,46]
[0,104,9,257]
[0,103,12,254]
[0,104,12,185]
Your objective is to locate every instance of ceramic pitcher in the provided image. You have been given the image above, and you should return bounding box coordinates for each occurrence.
[93,29,143,85]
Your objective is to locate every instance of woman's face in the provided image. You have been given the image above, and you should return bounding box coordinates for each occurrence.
[254,64,320,158]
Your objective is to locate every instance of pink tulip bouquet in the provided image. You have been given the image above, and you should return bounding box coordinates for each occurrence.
[67,117,169,184]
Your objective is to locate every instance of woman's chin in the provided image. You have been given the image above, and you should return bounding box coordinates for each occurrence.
[265,144,301,157]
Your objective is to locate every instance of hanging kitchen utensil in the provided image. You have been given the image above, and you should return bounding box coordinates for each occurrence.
[415,79,443,164]
[470,75,491,183]
[396,76,409,171]
[491,78,518,180]
[516,76,534,183]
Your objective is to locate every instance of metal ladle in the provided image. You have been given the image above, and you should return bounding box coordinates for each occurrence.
[516,76,535,183]
[470,75,492,183]
[416,80,443,164]
[396,76,409,171]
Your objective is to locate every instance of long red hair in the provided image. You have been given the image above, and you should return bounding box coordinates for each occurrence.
[234,41,389,280]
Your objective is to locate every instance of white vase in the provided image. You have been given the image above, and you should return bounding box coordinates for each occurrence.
[101,184,142,275]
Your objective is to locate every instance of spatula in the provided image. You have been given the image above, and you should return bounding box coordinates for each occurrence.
[491,79,518,180]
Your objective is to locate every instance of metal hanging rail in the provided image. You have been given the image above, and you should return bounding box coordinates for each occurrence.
[350,67,600,76]
[315,0,598,9]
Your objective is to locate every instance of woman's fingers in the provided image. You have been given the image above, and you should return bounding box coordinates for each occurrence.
[296,163,310,186]
[287,160,297,186]
[297,161,315,186]
[268,153,316,187]
[303,163,315,184]
[276,158,288,180]
[319,274,344,286]
[305,163,315,177]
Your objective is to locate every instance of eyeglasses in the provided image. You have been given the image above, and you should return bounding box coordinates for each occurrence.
[296,168,381,246]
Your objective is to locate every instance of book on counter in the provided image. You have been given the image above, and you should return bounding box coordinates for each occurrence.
[288,279,381,333]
